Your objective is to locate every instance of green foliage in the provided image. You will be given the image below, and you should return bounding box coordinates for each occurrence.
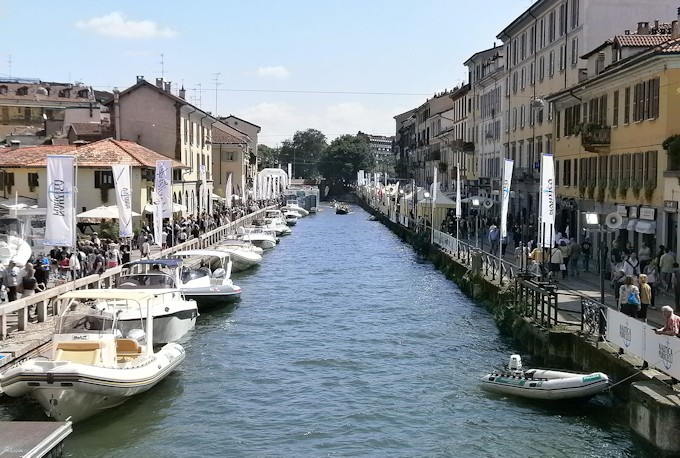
[318,134,374,188]
[99,220,119,240]
[279,129,328,179]
[257,145,281,170]
[608,178,618,199]
[632,179,642,198]
[663,135,680,170]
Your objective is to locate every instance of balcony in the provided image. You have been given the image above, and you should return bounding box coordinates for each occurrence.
[581,125,611,154]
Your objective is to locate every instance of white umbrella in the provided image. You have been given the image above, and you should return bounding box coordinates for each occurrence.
[77,205,141,219]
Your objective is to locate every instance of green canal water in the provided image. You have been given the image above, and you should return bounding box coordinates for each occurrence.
[0,205,656,456]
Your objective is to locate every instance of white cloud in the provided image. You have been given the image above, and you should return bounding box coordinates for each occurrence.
[238,101,398,147]
[76,12,177,38]
[254,66,290,78]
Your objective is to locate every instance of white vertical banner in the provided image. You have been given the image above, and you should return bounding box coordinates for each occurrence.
[199,164,207,213]
[432,165,438,214]
[151,191,163,247]
[288,163,292,181]
[112,164,133,238]
[154,160,173,219]
[500,159,514,239]
[540,154,556,248]
[225,173,233,208]
[45,155,75,247]
[456,163,462,218]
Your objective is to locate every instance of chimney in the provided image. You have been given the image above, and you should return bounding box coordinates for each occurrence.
[179,86,186,100]
[164,81,171,92]
[624,29,630,35]
[637,21,650,35]
[673,20,680,39]
[156,77,163,89]
[136,75,144,83]
[9,140,20,150]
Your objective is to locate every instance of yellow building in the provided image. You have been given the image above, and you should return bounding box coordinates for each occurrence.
[548,33,680,253]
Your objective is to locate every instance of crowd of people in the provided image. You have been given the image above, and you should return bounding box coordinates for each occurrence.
[0,198,283,309]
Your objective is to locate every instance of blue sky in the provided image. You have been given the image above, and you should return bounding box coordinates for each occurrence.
[0,0,532,146]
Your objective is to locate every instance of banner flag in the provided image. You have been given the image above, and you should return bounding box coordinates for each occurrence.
[288,163,292,181]
[199,164,207,213]
[112,164,133,238]
[456,163,462,218]
[45,155,75,247]
[151,191,163,247]
[432,165,438,213]
[225,173,233,208]
[154,160,173,219]
[500,159,514,239]
[539,154,556,248]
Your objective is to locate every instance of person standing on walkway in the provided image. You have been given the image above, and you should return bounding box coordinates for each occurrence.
[611,269,626,305]
[618,275,640,318]
[638,274,651,321]
[659,248,675,291]
[549,244,564,281]
[638,242,652,272]
[140,236,151,259]
[569,238,581,276]
[622,252,640,280]
[581,238,592,272]
[654,306,680,336]
[672,263,680,310]
[2,261,20,302]
[643,259,659,309]
[558,240,571,279]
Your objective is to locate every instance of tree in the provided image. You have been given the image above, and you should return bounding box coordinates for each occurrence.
[279,129,327,179]
[318,134,374,194]
[257,145,281,170]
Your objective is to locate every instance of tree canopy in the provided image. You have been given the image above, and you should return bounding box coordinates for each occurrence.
[278,129,327,179]
[318,134,374,190]
[257,144,280,169]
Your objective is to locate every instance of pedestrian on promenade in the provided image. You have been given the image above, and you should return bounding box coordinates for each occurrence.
[672,263,680,310]
[622,252,640,280]
[610,240,624,272]
[611,269,626,305]
[140,237,150,259]
[2,261,20,302]
[558,240,571,279]
[638,274,651,321]
[569,238,581,276]
[501,234,508,256]
[581,238,592,272]
[638,242,652,272]
[618,275,640,318]
[654,306,680,336]
[549,244,564,281]
[659,249,675,290]
[643,260,659,308]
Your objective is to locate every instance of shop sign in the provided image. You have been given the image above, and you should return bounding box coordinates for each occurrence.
[664,200,678,212]
[639,207,656,220]
[628,206,639,219]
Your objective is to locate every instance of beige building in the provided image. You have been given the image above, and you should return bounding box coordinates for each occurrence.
[211,123,251,203]
[219,115,260,189]
[111,77,216,215]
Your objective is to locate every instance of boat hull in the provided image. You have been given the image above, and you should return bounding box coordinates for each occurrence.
[480,370,609,400]
[0,343,185,422]
[118,308,197,344]
[182,284,242,309]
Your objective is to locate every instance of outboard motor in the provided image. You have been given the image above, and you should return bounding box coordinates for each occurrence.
[127,328,147,346]
[507,354,523,371]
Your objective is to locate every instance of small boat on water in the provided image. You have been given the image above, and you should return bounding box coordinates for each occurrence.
[283,211,299,226]
[215,239,263,272]
[236,227,278,249]
[480,355,610,401]
[170,249,242,307]
[0,289,185,422]
[281,203,309,217]
[335,204,350,215]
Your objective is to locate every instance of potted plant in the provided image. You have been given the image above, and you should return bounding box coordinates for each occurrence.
[597,183,606,203]
[644,181,656,202]
[587,179,596,200]
[631,179,642,198]
[572,123,583,136]
[619,178,629,199]
[608,178,618,199]
[662,134,680,170]
[438,162,448,173]
[578,184,586,198]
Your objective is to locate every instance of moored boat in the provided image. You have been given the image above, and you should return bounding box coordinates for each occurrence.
[215,239,263,272]
[480,355,610,400]
[170,249,242,307]
[0,290,185,422]
[335,204,350,215]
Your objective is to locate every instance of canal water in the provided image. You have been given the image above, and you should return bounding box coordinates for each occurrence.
[0,205,655,456]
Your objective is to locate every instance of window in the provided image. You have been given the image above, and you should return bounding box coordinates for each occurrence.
[27,173,39,191]
[530,26,536,55]
[540,18,546,49]
[521,67,526,89]
[571,0,580,29]
[611,155,618,187]
[184,118,188,144]
[520,104,525,128]
[559,3,567,36]
[530,62,535,85]
[539,56,545,81]
[512,38,518,66]
[645,150,658,185]
[570,37,579,66]
[613,90,619,127]
[16,86,28,96]
[621,154,631,188]
[520,32,526,61]
[559,45,566,71]
[624,87,631,124]
[556,110,561,138]
[574,158,579,187]
[58,88,70,98]
[548,10,556,43]
[0,85,7,95]
[633,77,659,121]
[599,156,608,187]
[633,152,644,183]
[505,76,510,97]
[563,159,571,186]
[513,107,518,130]
[549,51,555,77]
[512,72,518,93]
[94,170,114,189]
[556,160,560,186]
[579,158,587,186]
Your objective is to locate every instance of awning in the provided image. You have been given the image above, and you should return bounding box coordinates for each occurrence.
[143,203,187,213]
[211,193,223,201]
[626,219,637,231]
[634,220,657,234]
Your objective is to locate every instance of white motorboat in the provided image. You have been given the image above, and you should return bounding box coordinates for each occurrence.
[281,203,309,217]
[236,227,278,249]
[480,355,610,401]
[170,249,242,308]
[256,212,291,236]
[113,260,199,343]
[0,289,185,422]
[215,239,263,272]
[283,211,299,226]
[0,217,32,267]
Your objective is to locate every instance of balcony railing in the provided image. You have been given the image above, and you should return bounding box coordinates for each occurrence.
[581,126,611,153]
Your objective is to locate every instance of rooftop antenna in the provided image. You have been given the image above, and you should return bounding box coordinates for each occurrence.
[7,54,11,78]
[196,83,202,108]
[212,72,221,115]
[159,53,165,79]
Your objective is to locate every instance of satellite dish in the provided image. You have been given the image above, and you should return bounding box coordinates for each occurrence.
[605,212,623,230]
[483,199,494,209]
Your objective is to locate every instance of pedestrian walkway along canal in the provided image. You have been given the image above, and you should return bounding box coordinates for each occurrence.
[0,206,653,456]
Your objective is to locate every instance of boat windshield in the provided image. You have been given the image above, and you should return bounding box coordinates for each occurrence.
[119,273,175,289]
[55,303,116,335]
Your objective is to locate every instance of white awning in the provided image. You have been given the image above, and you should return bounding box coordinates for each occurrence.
[634,220,657,234]
[143,203,187,213]
[626,219,638,231]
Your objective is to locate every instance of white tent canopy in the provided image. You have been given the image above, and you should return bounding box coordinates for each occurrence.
[143,202,187,213]
[77,205,141,219]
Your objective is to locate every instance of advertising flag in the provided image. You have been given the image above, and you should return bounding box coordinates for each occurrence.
[151,191,163,247]
[456,163,462,218]
[45,155,75,247]
[225,173,233,208]
[112,164,133,238]
[154,160,173,219]
[539,154,556,248]
[500,159,514,239]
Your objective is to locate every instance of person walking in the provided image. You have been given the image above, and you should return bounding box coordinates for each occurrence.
[643,260,660,309]
[558,240,571,279]
[638,242,652,272]
[672,263,680,311]
[654,306,680,336]
[638,274,652,321]
[611,269,626,306]
[618,275,641,318]
[622,252,640,280]
[581,238,592,272]
[659,249,675,290]
[549,244,564,282]
[2,261,20,302]
[569,238,581,276]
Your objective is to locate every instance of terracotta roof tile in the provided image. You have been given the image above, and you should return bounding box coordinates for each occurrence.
[70,123,102,135]
[0,138,185,169]
[615,34,671,47]
[212,128,246,144]
[51,138,70,146]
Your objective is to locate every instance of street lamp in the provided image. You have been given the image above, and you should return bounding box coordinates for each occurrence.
[585,212,605,304]
[471,197,482,248]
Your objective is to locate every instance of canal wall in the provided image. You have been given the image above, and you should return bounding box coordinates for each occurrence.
[358,197,680,453]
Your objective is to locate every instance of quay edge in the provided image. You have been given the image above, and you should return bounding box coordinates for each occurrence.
[356,195,680,454]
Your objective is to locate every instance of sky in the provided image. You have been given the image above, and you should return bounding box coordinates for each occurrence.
[0,0,533,146]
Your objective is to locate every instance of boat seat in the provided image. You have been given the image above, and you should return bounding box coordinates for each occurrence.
[116,338,142,357]
[55,341,102,365]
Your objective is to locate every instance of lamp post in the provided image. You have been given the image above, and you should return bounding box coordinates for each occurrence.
[471,197,482,248]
